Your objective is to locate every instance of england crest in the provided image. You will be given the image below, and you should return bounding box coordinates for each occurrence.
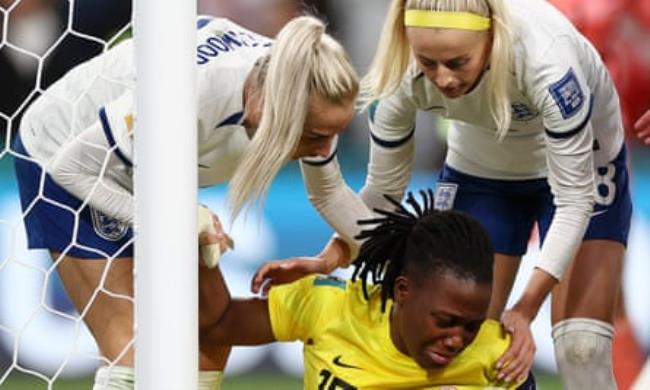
[90,208,129,241]
[511,102,538,121]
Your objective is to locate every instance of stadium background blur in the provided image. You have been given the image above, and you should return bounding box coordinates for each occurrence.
[0,0,648,389]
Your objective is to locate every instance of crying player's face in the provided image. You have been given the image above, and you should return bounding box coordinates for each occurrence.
[292,95,355,159]
[393,270,491,369]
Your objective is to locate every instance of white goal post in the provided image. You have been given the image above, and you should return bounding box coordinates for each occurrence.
[133,0,198,389]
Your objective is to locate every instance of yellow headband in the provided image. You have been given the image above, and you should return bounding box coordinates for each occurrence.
[404,10,491,31]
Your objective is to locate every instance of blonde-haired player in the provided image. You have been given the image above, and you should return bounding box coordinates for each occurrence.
[257,1,632,388]
[13,15,358,390]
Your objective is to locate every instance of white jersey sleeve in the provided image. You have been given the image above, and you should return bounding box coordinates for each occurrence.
[300,77,419,261]
[49,92,135,223]
[23,16,270,223]
[524,36,596,279]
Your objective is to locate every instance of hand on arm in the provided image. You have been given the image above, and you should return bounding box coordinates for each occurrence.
[197,204,234,268]
[496,268,558,383]
[634,109,650,145]
[250,236,350,295]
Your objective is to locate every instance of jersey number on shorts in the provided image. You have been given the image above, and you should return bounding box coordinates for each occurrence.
[594,163,616,207]
[318,369,357,390]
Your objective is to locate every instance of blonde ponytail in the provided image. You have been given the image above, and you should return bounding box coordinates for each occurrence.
[360,0,411,108]
[228,16,359,220]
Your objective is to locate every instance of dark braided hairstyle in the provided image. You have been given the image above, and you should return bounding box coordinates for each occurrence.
[352,189,494,311]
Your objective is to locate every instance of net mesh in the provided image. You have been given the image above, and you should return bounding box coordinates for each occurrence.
[0,0,132,387]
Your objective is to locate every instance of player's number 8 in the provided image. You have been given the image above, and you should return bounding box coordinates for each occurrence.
[594,163,616,207]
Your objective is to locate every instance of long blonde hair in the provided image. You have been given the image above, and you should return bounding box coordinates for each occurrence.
[362,0,513,139]
[228,15,359,220]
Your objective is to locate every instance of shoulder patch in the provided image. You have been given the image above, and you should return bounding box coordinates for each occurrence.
[313,275,347,290]
[548,68,585,119]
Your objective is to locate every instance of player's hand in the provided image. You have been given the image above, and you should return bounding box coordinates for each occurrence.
[198,205,234,268]
[496,308,535,384]
[634,109,650,145]
[251,257,327,295]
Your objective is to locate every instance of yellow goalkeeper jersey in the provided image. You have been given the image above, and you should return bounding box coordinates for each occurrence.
[268,275,524,390]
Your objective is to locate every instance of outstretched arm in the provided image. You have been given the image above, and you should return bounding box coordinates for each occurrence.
[202,265,276,346]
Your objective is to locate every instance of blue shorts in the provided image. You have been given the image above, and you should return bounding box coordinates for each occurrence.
[435,146,632,256]
[13,133,134,259]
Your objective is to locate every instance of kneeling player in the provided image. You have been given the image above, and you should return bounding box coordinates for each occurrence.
[205,191,534,389]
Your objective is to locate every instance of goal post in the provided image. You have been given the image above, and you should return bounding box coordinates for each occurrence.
[133,0,198,388]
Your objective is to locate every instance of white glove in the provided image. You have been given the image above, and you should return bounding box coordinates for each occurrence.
[197,204,233,268]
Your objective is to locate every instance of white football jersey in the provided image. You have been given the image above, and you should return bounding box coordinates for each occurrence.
[19,17,272,222]
[303,0,624,278]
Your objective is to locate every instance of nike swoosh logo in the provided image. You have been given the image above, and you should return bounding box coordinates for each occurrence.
[332,355,362,370]
[591,209,608,218]
[198,164,210,169]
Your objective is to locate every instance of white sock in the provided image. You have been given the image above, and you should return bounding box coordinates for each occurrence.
[93,365,135,390]
[552,318,616,390]
[199,370,224,390]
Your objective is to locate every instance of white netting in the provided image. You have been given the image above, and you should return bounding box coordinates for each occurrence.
[0,0,132,387]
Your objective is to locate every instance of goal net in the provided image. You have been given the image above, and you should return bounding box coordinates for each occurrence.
[0,0,198,388]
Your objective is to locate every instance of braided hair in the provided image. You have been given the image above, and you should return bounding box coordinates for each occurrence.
[352,189,494,311]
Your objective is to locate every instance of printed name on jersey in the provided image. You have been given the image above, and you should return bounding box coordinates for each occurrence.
[548,68,585,119]
[434,183,458,211]
[197,29,272,65]
[511,102,538,121]
[90,208,129,241]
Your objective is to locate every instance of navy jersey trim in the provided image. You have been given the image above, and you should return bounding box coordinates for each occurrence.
[545,94,593,140]
[301,147,338,167]
[99,108,133,167]
[216,111,244,128]
[370,127,415,148]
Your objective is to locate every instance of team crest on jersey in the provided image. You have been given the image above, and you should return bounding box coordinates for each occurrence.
[511,102,538,121]
[313,275,346,290]
[90,208,129,241]
[434,183,458,211]
[548,68,585,119]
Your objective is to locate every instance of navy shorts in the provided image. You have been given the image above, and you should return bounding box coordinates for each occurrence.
[435,146,632,256]
[13,133,134,259]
